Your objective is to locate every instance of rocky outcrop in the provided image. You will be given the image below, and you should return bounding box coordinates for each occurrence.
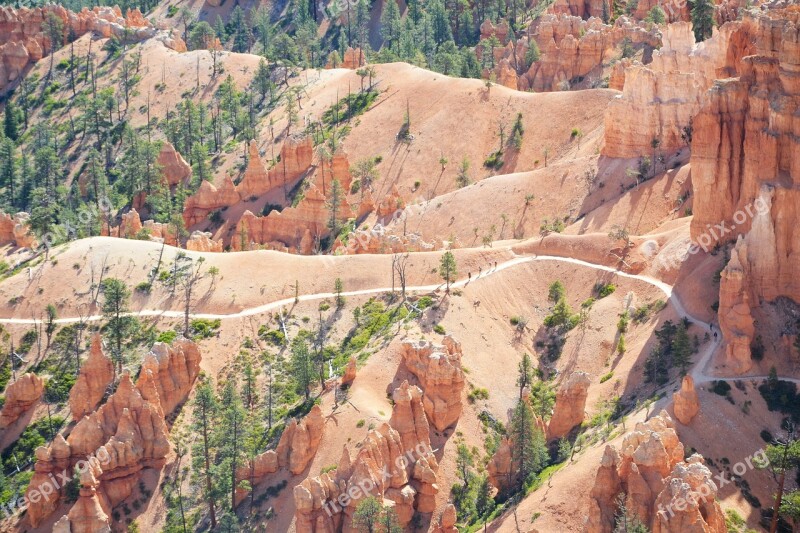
[341,356,357,386]
[0,211,38,248]
[235,404,326,504]
[0,5,155,93]
[182,176,240,227]
[69,334,115,422]
[63,465,112,533]
[688,10,799,371]
[157,142,192,186]
[672,375,699,424]
[481,15,659,92]
[433,503,458,533]
[26,340,201,527]
[118,209,143,238]
[185,230,223,252]
[276,404,325,475]
[293,380,440,532]
[138,339,201,416]
[232,183,354,254]
[182,138,313,227]
[587,411,725,532]
[547,371,590,439]
[0,372,43,427]
[603,20,755,159]
[326,47,366,69]
[400,336,465,432]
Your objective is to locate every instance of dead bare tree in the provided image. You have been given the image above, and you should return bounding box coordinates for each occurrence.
[392,252,410,301]
[176,255,208,338]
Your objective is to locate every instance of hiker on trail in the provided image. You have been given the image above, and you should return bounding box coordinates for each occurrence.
[714,331,718,339]
[479,267,482,275]
[468,272,471,280]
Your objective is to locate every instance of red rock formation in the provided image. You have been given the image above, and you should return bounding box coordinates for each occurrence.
[185,230,223,252]
[64,466,112,533]
[0,5,155,92]
[0,211,38,248]
[157,141,192,186]
[118,209,143,238]
[326,47,366,69]
[341,356,357,386]
[0,372,43,428]
[587,411,725,532]
[547,370,590,439]
[69,334,115,422]
[433,503,458,533]
[182,176,240,227]
[138,339,201,416]
[376,185,406,219]
[400,336,465,432]
[183,138,313,227]
[277,404,326,475]
[232,183,354,254]
[481,15,659,92]
[688,9,799,371]
[338,223,437,255]
[27,340,201,527]
[672,375,699,424]
[294,381,441,532]
[603,20,755,159]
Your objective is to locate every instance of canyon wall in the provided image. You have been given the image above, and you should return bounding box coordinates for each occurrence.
[689,8,799,372]
[602,20,754,159]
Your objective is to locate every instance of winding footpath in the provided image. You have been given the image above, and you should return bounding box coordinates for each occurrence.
[1,250,797,386]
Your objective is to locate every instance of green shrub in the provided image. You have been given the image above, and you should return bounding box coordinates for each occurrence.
[711,380,731,396]
[467,388,489,403]
[433,324,446,335]
[135,282,152,294]
[259,327,286,347]
[157,330,178,344]
[599,371,614,383]
[190,319,221,339]
[596,283,616,298]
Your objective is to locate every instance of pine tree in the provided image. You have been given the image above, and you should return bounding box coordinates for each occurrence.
[517,353,534,399]
[218,379,247,512]
[291,337,314,400]
[381,0,402,52]
[439,250,457,293]
[191,381,219,529]
[509,397,548,491]
[230,6,251,53]
[101,278,133,376]
[0,138,16,207]
[671,321,692,375]
[4,99,18,141]
[353,496,382,532]
[691,0,715,42]
[326,179,344,240]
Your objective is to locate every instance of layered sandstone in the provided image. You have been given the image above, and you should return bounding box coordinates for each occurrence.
[325,47,366,69]
[603,20,755,159]
[0,5,155,92]
[547,371,591,439]
[672,375,699,424]
[689,10,799,371]
[0,372,43,428]
[481,15,659,92]
[27,340,201,527]
[69,334,115,422]
[341,356,357,386]
[293,381,441,532]
[587,411,725,532]
[400,336,465,432]
[62,466,112,533]
[182,138,313,227]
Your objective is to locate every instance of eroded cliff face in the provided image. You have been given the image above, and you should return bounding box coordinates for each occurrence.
[602,20,755,158]
[293,380,443,532]
[0,211,38,248]
[69,334,115,422]
[689,9,799,371]
[587,411,725,533]
[25,339,202,528]
[480,15,660,92]
[182,138,313,227]
[0,5,158,93]
[0,372,43,428]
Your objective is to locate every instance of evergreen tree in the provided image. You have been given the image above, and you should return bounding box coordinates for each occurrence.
[4,99,18,141]
[230,6,251,53]
[291,337,314,400]
[0,138,16,207]
[353,496,382,532]
[691,0,715,42]
[381,0,402,52]
[517,353,534,399]
[191,381,219,529]
[326,179,344,240]
[671,321,692,375]
[101,278,133,376]
[218,379,247,512]
[509,396,548,491]
[439,250,457,293]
